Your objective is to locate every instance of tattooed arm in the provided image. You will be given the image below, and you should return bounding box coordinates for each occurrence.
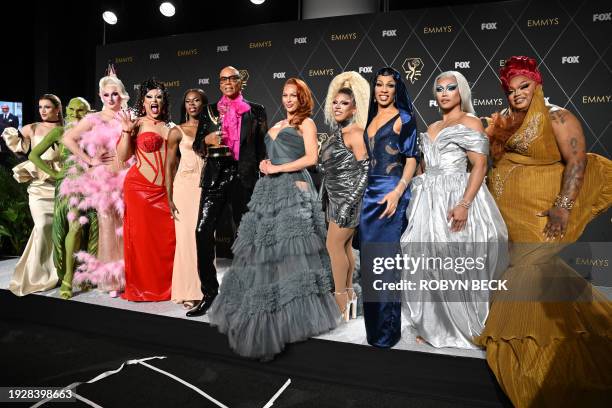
[537,106,587,239]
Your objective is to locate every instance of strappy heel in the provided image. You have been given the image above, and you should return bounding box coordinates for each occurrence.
[347,287,358,319]
[334,290,350,322]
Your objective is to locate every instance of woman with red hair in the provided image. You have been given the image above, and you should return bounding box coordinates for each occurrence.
[208,78,339,360]
[476,56,612,407]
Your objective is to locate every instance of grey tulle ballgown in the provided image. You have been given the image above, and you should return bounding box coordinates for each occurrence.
[207,126,340,360]
[401,125,508,349]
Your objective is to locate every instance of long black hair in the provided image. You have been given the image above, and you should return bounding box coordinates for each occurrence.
[367,67,414,126]
[133,79,170,122]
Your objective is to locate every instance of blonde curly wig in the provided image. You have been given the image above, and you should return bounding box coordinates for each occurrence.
[324,71,370,129]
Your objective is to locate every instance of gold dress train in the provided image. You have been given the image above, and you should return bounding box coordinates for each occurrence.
[2,126,60,296]
[475,87,612,407]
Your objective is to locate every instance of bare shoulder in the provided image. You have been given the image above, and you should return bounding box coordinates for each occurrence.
[548,105,577,125]
[299,117,317,133]
[168,125,182,140]
[459,114,485,133]
[20,123,33,137]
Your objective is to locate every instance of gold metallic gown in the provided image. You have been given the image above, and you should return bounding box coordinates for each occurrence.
[2,126,60,296]
[475,86,612,407]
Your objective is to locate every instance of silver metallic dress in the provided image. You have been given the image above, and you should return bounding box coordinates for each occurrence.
[319,129,369,228]
[400,124,508,349]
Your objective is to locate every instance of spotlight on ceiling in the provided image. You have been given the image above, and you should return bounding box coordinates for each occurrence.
[102,11,118,25]
[250,0,266,4]
[159,2,176,17]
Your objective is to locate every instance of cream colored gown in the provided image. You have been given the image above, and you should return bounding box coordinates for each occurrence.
[2,125,60,295]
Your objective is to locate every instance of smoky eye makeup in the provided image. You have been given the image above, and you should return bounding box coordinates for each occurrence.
[435,83,458,92]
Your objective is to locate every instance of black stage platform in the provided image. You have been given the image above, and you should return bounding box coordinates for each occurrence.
[0,290,511,407]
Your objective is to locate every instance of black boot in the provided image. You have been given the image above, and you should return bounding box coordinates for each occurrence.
[186,294,216,317]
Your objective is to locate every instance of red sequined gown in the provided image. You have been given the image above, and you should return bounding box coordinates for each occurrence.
[122,131,176,301]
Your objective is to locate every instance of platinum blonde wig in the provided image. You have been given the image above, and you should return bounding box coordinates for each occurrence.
[433,70,475,114]
[99,75,130,109]
[324,71,370,129]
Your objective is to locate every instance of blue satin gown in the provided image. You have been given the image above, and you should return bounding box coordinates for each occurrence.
[360,112,418,348]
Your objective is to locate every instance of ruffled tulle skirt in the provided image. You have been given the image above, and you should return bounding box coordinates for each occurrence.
[208,170,340,360]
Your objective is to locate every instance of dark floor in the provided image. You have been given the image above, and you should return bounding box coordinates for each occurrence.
[0,318,505,408]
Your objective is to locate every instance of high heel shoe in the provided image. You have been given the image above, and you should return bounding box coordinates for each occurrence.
[334,290,350,322]
[347,287,358,319]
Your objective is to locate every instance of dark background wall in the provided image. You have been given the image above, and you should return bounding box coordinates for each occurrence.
[4,0,508,123]
[2,0,610,241]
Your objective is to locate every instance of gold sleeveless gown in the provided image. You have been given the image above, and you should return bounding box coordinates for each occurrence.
[475,86,612,407]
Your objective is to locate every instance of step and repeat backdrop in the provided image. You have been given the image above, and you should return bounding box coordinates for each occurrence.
[96,0,612,242]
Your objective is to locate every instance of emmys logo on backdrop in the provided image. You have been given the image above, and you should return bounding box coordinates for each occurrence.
[382,29,397,37]
[249,40,272,49]
[429,98,503,107]
[473,98,503,107]
[593,12,611,22]
[198,78,210,85]
[402,58,424,84]
[481,22,497,30]
[423,25,453,34]
[294,37,308,44]
[149,53,160,60]
[574,257,609,267]
[526,17,559,27]
[239,70,249,88]
[562,56,580,64]
[582,95,612,104]
[331,32,358,41]
[358,66,373,74]
[177,48,198,57]
[455,61,471,69]
[308,68,334,76]
[273,72,286,79]
[162,80,181,88]
[114,56,134,64]
[217,45,229,52]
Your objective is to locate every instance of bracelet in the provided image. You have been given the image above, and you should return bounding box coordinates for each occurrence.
[456,199,471,209]
[553,194,574,210]
[399,178,409,188]
[121,129,131,134]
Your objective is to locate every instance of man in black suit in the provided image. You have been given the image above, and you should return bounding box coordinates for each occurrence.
[0,104,19,131]
[0,104,20,166]
[188,66,267,317]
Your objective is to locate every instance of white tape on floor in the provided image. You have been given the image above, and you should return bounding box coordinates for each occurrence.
[263,379,291,408]
[30,356,228,408]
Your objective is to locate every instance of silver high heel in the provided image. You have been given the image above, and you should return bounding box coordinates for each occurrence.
[347,287,357,319]
[334,290,350,322]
